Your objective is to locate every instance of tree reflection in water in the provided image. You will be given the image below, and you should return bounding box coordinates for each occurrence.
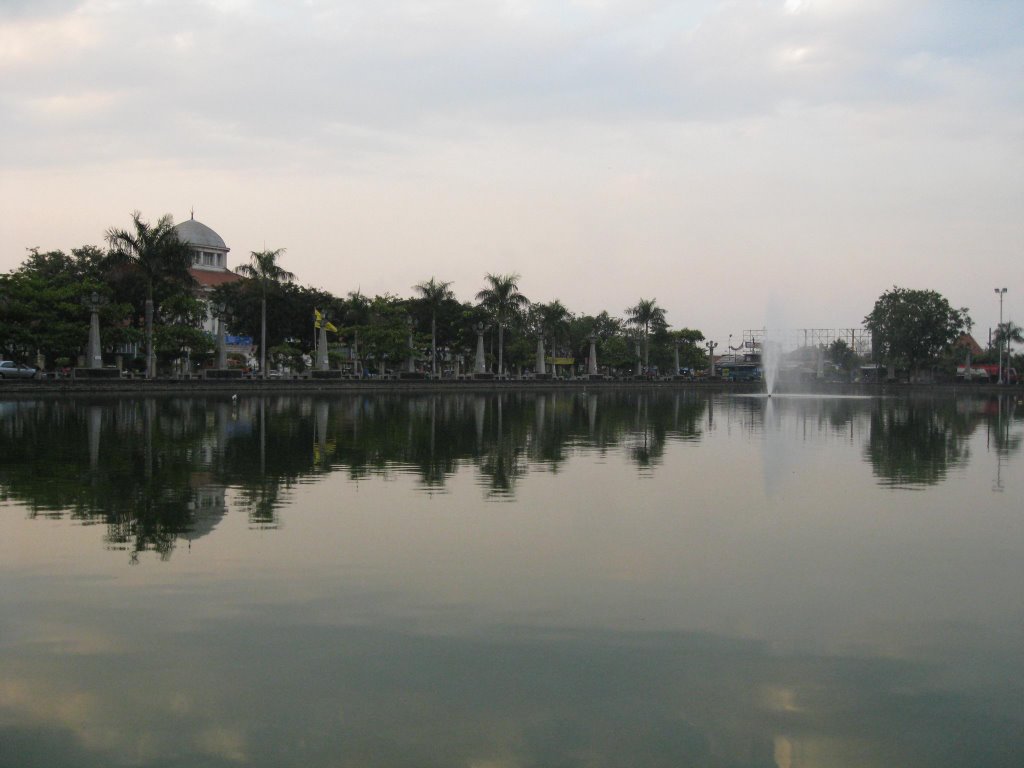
[2,391,1019,558]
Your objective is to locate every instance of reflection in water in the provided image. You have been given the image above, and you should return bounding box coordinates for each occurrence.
[0,392,1022,766]
[0,393,1019,557]
[865,399,974,488]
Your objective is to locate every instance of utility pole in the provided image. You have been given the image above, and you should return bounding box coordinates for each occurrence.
[994,288,1007,384]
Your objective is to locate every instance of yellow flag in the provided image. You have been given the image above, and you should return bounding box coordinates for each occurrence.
[326,320,338,333]
[314,308,323,329]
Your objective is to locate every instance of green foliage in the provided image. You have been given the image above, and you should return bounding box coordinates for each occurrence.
[476,273,529,374]
[864,287,969,374]
[829,339,858,371]
[4,234,722,377]
[0,249,111,364]
[625,298,667,367]
[269,343,307,372]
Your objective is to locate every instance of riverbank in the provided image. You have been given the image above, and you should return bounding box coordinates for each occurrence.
[1,376,1020,398]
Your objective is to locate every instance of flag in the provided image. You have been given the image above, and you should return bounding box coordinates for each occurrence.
[315,309,339,334]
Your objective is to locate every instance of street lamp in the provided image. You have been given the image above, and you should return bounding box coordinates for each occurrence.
[995,287,1007,384]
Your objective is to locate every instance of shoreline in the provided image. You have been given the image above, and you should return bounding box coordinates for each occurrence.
[0,377,1020,398]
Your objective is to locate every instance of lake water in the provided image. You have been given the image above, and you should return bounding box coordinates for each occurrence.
[1,390,1021,767]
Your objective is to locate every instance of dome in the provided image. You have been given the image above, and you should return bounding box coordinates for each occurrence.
[174,218,228,251]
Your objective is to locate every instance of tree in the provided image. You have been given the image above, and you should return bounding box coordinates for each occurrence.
[237,249,294,378]
[828,339,857,372]
[106,212,195,377]
[625,298,667,369]
[531,300,571,374]
[0,248,119,366]
[864,287,969,379]
[994,321,1023,376]
[476,273,529,376]
[413,277,455,378]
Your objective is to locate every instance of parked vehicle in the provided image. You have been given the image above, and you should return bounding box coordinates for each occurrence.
[957,364,1019,383]
[0,361,39,379]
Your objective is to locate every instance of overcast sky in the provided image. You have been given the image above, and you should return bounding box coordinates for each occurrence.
[1,0,1021,346]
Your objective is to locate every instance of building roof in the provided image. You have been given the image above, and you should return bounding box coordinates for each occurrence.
[190,268,242,287]
[174,217,229,251]
[954,333,984,356]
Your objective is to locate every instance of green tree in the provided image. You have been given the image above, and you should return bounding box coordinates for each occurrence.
[237,249,294,378]
[0,247,144,368]
[532,300,571,374]
[413,277,455,378]
[994,321,1023,378]
[476,273,529,376]
[828,339,857,371]
[864,287,969,379]
[106,212,195,377]
[671,328,707,372]
[625,298,667,369]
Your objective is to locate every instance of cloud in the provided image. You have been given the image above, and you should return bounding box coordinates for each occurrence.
[3,0,1021,172]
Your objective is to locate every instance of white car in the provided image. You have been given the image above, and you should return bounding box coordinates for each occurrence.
[0,361,39,379]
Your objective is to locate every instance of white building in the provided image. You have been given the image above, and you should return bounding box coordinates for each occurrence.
[173,215,242,336]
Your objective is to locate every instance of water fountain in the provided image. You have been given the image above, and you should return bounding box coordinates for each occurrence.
[762,337,782,397]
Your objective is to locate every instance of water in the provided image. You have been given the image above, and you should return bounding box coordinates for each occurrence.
[1,391,1022,767]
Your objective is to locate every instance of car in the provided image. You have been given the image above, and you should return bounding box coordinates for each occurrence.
[0,361,39,379]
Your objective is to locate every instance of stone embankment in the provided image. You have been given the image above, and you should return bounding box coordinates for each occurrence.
[0,376,1019,398]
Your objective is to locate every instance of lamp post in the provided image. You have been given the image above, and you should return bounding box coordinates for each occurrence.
[994,288,1007,384]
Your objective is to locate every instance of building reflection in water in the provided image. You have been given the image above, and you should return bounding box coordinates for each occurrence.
[0,391,1019,559]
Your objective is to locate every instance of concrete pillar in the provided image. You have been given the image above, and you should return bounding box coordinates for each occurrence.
[588,334,598,375]
[536,337,546,375]
[216,314,227,369]
[317,322,329,370]
[474,323,486,374]
[88,308,103,368]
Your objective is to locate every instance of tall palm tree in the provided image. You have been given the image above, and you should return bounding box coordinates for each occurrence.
[476,272,529,376]
[237,249,294,378]
[534,300,571,374]
[106,211,194,378]
[413,277,454,378]
[995,321,1023,372]
[625,298,667,369]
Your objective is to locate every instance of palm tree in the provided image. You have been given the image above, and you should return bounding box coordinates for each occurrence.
[476,273,529,376]
[625,298,667,369]
[237,249,294,378]
[995,321,1023,375]
[344,289,371,376]
[413,277,454,378]
[534,300,571,375]
[106,211,194,378]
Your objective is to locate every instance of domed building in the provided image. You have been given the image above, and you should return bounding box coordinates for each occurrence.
[173,214,247,349]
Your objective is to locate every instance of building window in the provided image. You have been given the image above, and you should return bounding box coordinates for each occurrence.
[203,252,214,266]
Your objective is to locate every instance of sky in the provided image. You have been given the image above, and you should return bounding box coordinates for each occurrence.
[1,0,1021,347]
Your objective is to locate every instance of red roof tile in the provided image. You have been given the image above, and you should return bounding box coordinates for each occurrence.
[190,269,243,288]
